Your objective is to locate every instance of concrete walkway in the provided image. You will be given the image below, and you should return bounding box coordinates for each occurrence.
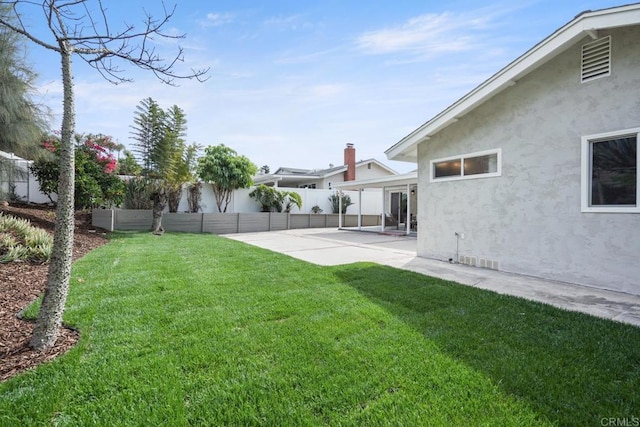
[226,228,640,327]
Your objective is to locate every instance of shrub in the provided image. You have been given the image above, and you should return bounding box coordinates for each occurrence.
[31,133,125,209]
[123,177,154,209]
[329,191,353,214]
[249,185,281,212]
[281,191,302,213]
[249,185,302,212]
[0,213,53,263]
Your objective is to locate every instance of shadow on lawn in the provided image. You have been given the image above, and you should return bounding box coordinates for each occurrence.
[334,263,640,426]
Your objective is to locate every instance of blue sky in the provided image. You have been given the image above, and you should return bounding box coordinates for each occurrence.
[20,0,626,173]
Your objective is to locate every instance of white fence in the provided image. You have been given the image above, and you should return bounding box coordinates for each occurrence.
[176,184,383,215]
[1,161,383,215]
[0,151,54,204]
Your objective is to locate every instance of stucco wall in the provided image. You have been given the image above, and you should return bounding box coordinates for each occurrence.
[417,26,640,294]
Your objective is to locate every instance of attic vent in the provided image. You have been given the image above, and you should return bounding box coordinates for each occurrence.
[581,36,611,82]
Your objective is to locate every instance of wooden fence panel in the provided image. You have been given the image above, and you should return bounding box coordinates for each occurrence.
[289,214,310,229]
[163,213,202,233]
[362,214,381,226]
[115,210,153,231]
[269,213,288,231]
[92,209,114,231]
[203,213,238,234]
[309,214,326,228]
[238,213,269,233]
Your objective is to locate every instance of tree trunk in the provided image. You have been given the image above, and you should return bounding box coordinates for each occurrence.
[151,189,166,235]
[187,182,202,213]
[167,183,182,213]
[30,47,75,351]
[213,184,224,213]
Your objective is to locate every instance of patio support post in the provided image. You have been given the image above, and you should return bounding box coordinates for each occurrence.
[381,186,386,232]
[406,184,411,235]
[357,189,362,230]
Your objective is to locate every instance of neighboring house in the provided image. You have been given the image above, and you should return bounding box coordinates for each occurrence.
[385,4,640,295]
[255,143,397,189]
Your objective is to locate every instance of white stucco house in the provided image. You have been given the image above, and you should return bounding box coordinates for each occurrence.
[385,4,640,295]
[255,143,397,189]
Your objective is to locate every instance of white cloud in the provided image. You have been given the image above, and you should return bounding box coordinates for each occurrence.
[263,14,314,31]
[202,12,234,27]
[274,47,342,65]
[306,83,347,100]
[355,11,493,58]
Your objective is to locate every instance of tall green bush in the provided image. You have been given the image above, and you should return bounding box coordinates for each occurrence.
[198,144,257,213]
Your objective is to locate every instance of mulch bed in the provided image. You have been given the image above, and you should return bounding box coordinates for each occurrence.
[0,203,109,382]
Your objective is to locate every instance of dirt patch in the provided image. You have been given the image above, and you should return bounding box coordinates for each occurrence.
[0,203,109,382]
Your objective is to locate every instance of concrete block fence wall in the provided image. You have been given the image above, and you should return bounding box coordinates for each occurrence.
[93,209,382,234]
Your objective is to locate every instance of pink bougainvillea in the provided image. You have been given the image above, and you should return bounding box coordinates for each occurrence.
[42,139,57,153]
[84,135,119,174]
[41,132,119,174]
[32,132,125,209]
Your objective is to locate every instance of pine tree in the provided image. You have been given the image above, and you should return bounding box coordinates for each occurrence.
[0,4,47,198]
[130,97,167,179]
[0,5,47,158]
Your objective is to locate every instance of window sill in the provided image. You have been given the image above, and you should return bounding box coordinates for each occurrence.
[431,172,502,183]
[581,206,640,213]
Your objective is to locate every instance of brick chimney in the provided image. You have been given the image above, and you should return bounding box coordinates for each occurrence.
[344,143,356,181]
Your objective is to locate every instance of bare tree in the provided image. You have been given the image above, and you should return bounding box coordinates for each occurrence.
[0,0,208,351]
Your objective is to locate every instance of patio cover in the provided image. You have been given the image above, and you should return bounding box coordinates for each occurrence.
[332,172,418,234]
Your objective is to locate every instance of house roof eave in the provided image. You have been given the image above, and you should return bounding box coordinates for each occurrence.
[313,165,349,178]
[332,171,418,190]
[356,158,399,175]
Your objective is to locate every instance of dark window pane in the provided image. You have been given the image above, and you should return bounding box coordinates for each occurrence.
[591,136,637,206]
[464,154,498,176]
[434,160,461,178]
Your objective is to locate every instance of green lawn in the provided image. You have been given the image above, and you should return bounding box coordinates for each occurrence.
[1,232,639,426]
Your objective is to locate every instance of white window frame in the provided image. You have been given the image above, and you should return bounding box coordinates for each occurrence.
[430,148,502,182]
[581,127,640,213]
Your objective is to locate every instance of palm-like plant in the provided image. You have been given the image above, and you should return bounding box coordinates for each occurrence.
[329,191,353,214]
